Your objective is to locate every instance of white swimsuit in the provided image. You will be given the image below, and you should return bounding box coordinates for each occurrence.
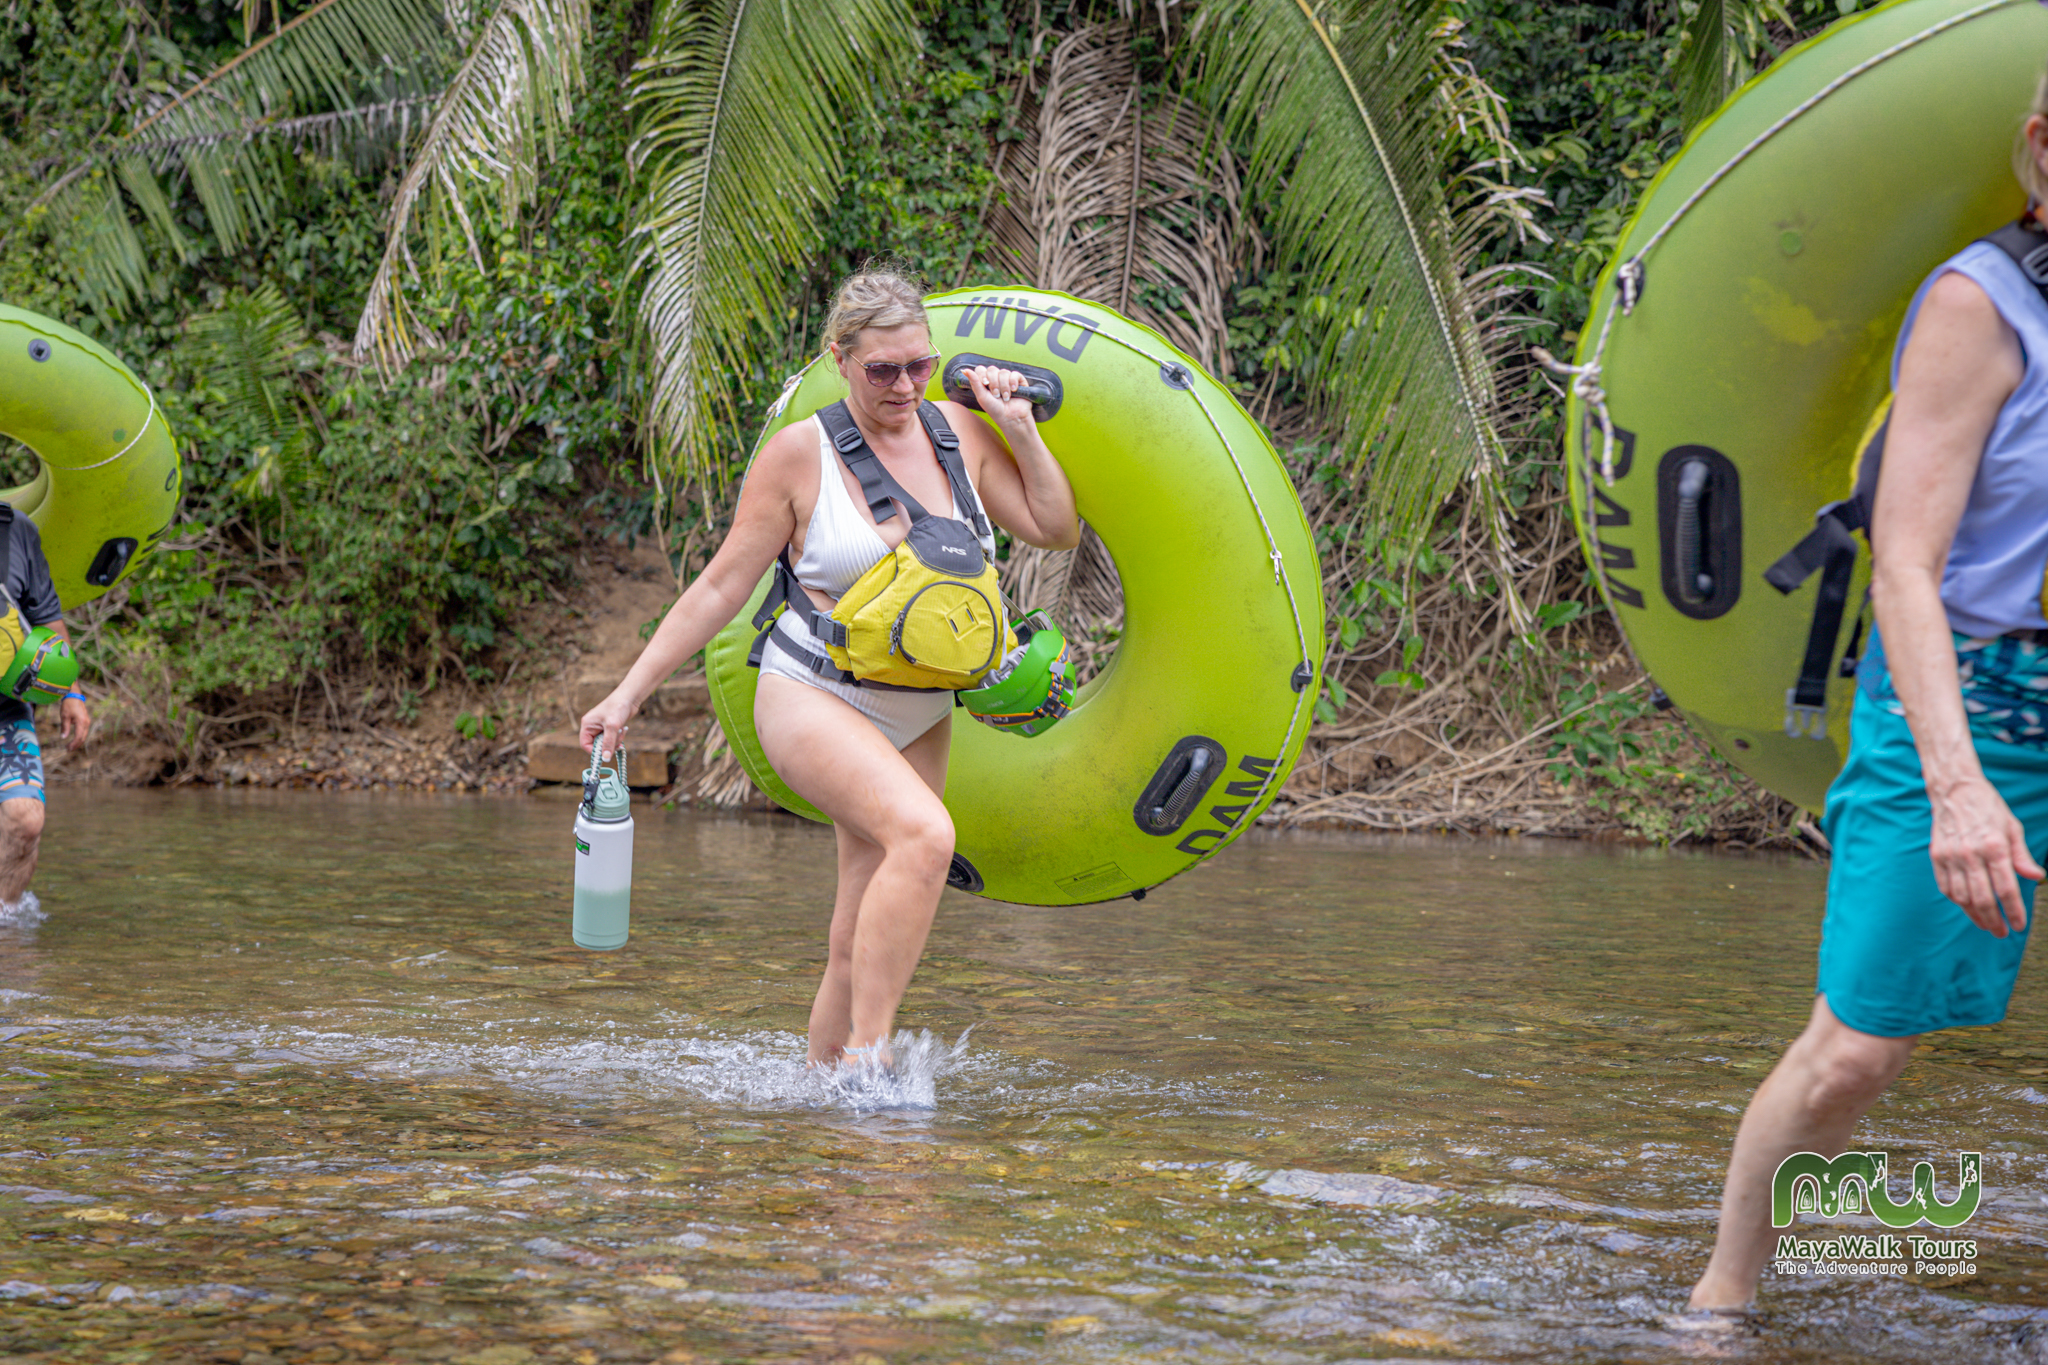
[757,415,994,749]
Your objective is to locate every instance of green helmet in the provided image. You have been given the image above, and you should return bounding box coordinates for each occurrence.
[961,611,1076,738]
[0,626,78,706]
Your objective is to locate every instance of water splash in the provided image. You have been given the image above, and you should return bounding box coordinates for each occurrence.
[0,892,43,927]
[161,1020,989,1116]
[810,1028,974,1114]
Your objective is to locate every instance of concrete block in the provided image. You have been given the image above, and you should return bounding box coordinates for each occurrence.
[527,725,682,787]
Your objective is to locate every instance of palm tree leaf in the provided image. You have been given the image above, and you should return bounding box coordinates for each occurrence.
[1188,0,1507,549]
[185,281,313,449]
[626,0,912,480]
[976,23,1247,376]
[37,174,153,317]
[113,154,192,262]
[20,0,449,301]
[353,0,591,370]
[972,23,1240,645]
[1677,0,1793,133]
[1676,0,1733,132]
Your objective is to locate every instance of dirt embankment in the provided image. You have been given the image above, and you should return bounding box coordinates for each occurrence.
[47,538,748,803]
[45,540,1807,849]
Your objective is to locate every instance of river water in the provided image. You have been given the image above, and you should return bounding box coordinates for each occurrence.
[0,790,2041,1363]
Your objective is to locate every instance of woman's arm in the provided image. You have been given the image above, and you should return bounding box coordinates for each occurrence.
[42,620,88,749]
[577,431,805,757]
[948,368,1080,551]
[1875,269,2038,936]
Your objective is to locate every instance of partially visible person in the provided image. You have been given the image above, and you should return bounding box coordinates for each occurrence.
[578,265,1078,1073]
[0,507,90,921]
[1687,78,2048,1320]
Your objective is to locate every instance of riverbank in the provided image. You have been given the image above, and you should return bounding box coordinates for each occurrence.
[47,539,1809,846]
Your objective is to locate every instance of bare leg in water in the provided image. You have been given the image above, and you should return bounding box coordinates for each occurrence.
[1690,995,1917,1310]
[0,797,44,906]
[754,674,952,1068]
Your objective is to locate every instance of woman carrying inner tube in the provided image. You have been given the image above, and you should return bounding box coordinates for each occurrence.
[1688,78,2048,1318]
[579,266,1078,1071]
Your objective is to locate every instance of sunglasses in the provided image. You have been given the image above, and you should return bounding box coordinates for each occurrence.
[848,351,941,388]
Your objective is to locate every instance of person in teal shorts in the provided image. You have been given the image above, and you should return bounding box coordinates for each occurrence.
[1689,79,2048,1316]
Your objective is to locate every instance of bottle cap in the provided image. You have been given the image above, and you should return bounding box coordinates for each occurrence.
[582,742,632,822]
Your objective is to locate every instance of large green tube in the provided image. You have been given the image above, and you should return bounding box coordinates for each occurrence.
[705,288,1325,906]
[1566,0,2048,811]
[0,305,181,607]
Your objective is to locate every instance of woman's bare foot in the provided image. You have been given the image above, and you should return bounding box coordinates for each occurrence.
[841,1039,894,1076]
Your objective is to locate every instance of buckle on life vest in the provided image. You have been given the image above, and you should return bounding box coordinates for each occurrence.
[1785,687,1828,740]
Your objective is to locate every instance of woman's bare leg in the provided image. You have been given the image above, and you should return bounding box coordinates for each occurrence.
[805,824,882,1066]
[754,676,951,1065]
[1690,995,1917,1309]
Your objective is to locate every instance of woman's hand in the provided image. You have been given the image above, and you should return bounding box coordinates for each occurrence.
[578,691,637,764]
[964,365,1038,428]
[58,696,90,750]
[1928,773,2042,936]
[954,365,1079,550]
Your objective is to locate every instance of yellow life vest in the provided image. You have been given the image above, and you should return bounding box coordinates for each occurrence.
[750,400,1015,691]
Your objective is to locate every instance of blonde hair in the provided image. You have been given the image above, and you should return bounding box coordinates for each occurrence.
[2015,70,2048,203]
[822,263,928,355]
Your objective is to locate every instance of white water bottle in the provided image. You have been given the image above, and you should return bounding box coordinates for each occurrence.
[572,738,633,950]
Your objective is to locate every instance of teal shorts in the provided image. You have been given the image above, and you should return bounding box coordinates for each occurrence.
[1819,695,2038,1037]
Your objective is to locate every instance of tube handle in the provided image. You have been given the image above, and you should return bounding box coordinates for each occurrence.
[1674,457,1712,602]
[943,354,1063,418]
[1150,748,1212,831]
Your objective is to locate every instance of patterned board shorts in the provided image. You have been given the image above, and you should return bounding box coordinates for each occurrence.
[0,717,44,803]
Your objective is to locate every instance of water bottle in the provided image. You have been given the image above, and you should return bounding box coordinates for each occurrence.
[572,737,633,950]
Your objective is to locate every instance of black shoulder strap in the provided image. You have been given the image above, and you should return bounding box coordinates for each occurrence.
[1981,216,2048,306]
[1751,222,2048,741]
[1763,407,1887,739]
[747,550,851,668]
[917,402,990,539]
[0,505,14,604]
[745,554,797,668]
[816,401,928,524]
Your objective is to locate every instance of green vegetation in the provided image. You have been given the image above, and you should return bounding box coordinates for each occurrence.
[1,0,1877,836]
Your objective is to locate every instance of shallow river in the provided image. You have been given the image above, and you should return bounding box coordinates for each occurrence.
[0,790,2043,1363]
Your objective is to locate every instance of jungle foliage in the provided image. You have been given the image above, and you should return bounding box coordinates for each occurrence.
[0,0,1882,835]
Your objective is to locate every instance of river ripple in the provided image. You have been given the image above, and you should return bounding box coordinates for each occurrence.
[0,789,2041,1362]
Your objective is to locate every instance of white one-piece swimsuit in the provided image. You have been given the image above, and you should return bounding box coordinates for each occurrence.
[757,414,997,750]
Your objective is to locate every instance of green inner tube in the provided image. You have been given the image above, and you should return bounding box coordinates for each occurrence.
[1565,0,2048,812]
[0,305,182,608]
[705,288,1325,906]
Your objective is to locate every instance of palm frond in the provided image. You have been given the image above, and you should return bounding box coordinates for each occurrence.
[34,174,155,316]
[973,22,1234,650]
[23,0,448,311]
[1187,0,1510,551]
[354,0,591,370]
[975,23,1247,376]
[186,281,313,446]
[626,0,912,480]
[1676,0,1792,133]
[185,282,322,498]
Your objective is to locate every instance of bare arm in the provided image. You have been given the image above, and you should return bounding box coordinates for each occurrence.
[947,369,1079,551]
[41,619,88,749]
[1874,269,2038,935]
[577,430,806,758]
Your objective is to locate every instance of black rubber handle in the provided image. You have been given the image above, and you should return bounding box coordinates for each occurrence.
[943,354,1063,419]
[1675,458,1712,602]
[1150,748,1212,831]
[952,373,1052,403]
